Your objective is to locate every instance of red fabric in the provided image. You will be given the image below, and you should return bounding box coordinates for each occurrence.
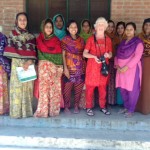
[33,63,64,108]
[4,28,36,59]
[34,78,64,108]
[86,85,107,109]
[85,35,112,86]
[5,46,36,57]
[36,33,62,54]
[63,82,84,108]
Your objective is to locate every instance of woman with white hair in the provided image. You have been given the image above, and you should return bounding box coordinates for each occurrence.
[83,17,112,116]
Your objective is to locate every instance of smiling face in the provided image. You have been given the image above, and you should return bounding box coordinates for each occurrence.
[117,24,125,36]
[107,22,115,34]
[16,14,27,30]
[95,22,106,34]
[44,22,53,36]
[143,22,150,35]
[125,25,135,39]
[55,16,64,29]
[82,21,90,34]
[67,22,78,36]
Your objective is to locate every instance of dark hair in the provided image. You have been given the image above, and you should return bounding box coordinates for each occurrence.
[116,21,126,35]
[142,18,150,32]
[15,12,28,28]
[125,22,136,30]
[66,19,78,35]
[116,21,125,30]
[55,15,63,22]
[82,19,92,29]
[108,20,115,26]
[42,18,54,34]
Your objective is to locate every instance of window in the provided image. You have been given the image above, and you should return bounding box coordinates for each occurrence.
[26,0,111,33]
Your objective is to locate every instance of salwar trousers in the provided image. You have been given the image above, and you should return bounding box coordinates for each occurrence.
[120,67,140,113]
[86,84,107,109]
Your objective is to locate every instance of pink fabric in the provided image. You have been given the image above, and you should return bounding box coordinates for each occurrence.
[115,43,143,91]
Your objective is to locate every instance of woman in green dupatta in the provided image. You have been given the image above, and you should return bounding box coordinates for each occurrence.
[34,18,63,117]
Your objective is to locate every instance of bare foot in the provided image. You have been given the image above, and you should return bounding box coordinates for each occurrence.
[64,108,71,114]
[74,107,80,114]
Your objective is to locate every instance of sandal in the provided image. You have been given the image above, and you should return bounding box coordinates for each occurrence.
[86,109,94,116]
[124,112,133,118]
[100,108,111,115]
[118,108,128,114]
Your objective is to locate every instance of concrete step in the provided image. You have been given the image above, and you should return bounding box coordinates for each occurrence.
[0,126,149,150]
[0,147,73,150]
[0,107,150,131]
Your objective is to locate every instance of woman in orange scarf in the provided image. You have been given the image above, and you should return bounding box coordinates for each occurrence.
[106,20,120,105]
[136,18,150,114]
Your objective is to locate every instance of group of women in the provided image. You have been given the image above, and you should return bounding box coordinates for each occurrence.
[0,12,150,119]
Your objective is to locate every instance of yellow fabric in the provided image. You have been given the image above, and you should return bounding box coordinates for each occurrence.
[10,58,34,118]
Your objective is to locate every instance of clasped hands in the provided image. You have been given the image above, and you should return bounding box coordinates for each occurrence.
[115,65,128,73]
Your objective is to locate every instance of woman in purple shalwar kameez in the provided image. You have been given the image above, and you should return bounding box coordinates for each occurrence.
[0,32,11,115]
[115,22,144,117]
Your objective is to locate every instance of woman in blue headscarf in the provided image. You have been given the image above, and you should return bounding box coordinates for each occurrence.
[53,14,66,40]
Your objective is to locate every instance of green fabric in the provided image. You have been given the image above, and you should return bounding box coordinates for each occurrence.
[116,88,124,105]
[38,50,63,65]
[79,32,92,43]
[79,19,92,42]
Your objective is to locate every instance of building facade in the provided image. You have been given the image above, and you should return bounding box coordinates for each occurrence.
[0,0,150,35]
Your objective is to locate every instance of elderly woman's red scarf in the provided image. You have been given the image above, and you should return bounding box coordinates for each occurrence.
[4,27,37,59]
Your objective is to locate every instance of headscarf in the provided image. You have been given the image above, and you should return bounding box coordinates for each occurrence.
[0,32,11,74]
[117,37,142,59]
[4,12,36,59]
[52,14,66,40]
[79,19,93,42]
[37,18,63,65]
[138,18,150,56]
